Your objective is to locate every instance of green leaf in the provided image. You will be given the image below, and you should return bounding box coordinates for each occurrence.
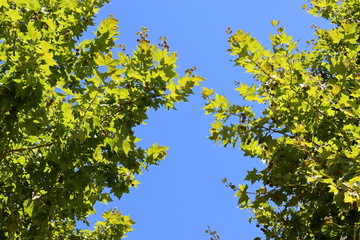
[6,9,22,22]
[94,52,114,66]
[344,193,354,203]
[236,184,250,207]
[244,168,261,184]
[23,199,34,217]
[271,20,280,27]
[0,0,9,7]
[201,87,214,99]
[27,21,41,41]
[122,140,131,156]
[332,85,341,95]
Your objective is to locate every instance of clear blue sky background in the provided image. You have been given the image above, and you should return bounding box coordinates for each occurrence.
[82,1,330,239]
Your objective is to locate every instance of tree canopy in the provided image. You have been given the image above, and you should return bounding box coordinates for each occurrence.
[0,0,202,238]
[204,0,360,239]
[1,0,360,239]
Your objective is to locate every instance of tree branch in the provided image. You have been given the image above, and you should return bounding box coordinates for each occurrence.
[0,142,53,158]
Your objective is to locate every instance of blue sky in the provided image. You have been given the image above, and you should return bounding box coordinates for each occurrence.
[83,1,330,239]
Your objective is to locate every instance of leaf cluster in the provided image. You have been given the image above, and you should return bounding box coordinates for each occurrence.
[204,0,360,239]
[0,0,202,238]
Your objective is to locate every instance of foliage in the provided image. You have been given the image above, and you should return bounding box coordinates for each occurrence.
[0,0,202,238]
[204,0,360,239]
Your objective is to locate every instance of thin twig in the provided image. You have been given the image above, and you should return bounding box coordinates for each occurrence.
[0,142,53,158]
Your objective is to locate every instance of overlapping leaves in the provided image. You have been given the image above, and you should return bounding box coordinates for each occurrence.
[0,0,202,238]
[204,0,359,239]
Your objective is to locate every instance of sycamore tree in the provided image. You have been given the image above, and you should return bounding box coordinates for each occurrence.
[204,0,359,239]
[0,0,202,238]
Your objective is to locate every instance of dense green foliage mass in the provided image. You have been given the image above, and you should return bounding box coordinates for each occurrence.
[204,0,360,239]
[0,0,202,238]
